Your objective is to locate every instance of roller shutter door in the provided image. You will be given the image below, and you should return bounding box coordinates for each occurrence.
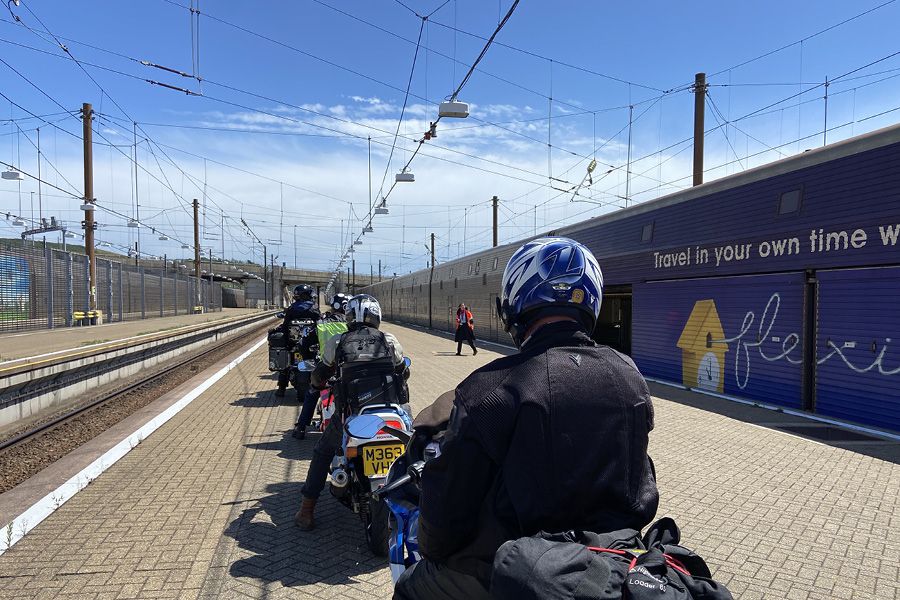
[633,272,805,408]
[815,266,900,432]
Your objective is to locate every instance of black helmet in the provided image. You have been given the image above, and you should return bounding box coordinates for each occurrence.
[292,284,314,302]
[329,293,350,313]
[346,294,382,328]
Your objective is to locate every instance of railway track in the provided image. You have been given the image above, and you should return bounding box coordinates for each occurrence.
[0,321,272,492]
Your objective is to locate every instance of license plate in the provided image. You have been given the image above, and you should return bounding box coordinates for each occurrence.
[362,444,405,477]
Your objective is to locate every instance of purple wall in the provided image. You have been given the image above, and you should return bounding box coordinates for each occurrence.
[816,266,900,431]
[633,273,805,409]
[568,141,900,285]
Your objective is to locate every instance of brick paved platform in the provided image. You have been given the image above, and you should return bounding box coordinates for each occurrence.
[0,308,264,363]
[0,323,897,599]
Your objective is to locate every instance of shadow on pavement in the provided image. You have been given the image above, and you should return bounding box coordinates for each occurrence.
[649,382,900,464]
[231,390,302,408]
[223,430,386,588]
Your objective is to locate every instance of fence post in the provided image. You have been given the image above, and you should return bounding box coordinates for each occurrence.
[106,260,113,323]
[174,272,179,315]
[46,247,54,329]
[140,266,146,319]
[117,263,123,322]
[159,271,164,317]
[65,252,73,327]
[203,280,209,313]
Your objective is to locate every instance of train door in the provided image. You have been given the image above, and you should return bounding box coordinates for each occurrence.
[594,285,632,355]
[815,266,900,432]
[485,293,498,343]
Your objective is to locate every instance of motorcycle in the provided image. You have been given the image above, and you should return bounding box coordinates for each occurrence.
[347,410,436,580]
[268,314,318,399]
[330,357,414,556]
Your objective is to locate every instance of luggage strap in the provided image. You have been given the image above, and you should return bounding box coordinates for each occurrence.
[586,546,691,577]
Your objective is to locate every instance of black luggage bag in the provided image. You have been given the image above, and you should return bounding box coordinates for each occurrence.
[267,330,291,372]
[491,517,733,600]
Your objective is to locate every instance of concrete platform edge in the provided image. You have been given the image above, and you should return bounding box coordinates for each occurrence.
[0,334,267,555]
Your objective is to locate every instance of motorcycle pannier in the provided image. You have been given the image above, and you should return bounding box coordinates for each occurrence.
[267,330,291,371]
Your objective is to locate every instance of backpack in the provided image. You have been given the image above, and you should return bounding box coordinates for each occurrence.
[336,326,402,410]
[491,517,733,600]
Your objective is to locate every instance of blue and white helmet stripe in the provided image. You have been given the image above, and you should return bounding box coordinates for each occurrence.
[498,237,603,342]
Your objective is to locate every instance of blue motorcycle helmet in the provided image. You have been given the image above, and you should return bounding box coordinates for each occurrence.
[496,237,603,348]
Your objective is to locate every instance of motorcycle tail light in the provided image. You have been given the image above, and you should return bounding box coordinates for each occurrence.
[381,420,404,433]
[345,446,358,458]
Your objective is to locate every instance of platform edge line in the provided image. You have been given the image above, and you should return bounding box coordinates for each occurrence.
[0,335,267,555]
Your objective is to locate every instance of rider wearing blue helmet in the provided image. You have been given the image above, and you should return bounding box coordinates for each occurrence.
[394,237,659,600]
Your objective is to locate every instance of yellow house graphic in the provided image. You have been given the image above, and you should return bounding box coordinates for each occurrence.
[677,299,728,393]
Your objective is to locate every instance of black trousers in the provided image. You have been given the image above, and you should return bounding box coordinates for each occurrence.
[295,387,319,429]
[393,559,490,600]
[300,415,343,500]
[456,340,476,354]
[277,369,290,390]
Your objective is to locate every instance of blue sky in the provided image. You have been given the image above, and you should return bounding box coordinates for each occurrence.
[2,0,899,275]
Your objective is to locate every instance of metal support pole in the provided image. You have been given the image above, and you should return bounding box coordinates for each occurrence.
[46,246,54,329]
[140,266,146,319]
[65,251,73,327]
[159,264,164,317]
[117,263,123,322]
[82,103,97,311]
[492,196,499,247]
[106,260,112,322]
[429,232,435,329]
[692,72,707,186]
[193,198,201,304]
[173,269,178,315]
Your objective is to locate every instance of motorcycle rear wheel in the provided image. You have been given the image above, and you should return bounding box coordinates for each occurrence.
[363,497,390,557]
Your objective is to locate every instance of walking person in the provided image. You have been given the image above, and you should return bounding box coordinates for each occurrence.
[454,303,477,356]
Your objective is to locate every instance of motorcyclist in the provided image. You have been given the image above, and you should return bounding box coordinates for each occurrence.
[292,292,352,439]
[275,284,321,398]
[295,293,409,530]
[393,237,660,600]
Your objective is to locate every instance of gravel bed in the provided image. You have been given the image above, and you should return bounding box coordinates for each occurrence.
[0,327,269,493]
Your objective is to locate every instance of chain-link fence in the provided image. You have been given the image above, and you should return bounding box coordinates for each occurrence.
[0,242,223,333]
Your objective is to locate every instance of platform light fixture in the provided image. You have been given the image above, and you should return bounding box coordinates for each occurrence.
[438,100,469,119]
[363,225,374,233]
[2,167,25,181]
[12,216,25,226]
[80,202,95,212]
[395,170,414,183]
[127,219,139,228]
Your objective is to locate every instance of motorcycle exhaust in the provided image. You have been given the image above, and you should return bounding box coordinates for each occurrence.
[331,468,349,488]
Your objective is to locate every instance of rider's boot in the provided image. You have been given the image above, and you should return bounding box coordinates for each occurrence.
[295,497,317,530]
[275,386,286,398]
[292,424,307,440]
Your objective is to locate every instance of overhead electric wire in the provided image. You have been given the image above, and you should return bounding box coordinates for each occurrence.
[708,0,898,79]
[149,1,653,168]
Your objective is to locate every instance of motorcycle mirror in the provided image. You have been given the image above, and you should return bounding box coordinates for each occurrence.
[276,311,285,319]
[346,414,386,439]
[403,356,411,367]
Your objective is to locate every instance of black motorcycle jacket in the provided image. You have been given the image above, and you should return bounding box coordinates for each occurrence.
[281,300,320,328]
[417,320,660,586]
